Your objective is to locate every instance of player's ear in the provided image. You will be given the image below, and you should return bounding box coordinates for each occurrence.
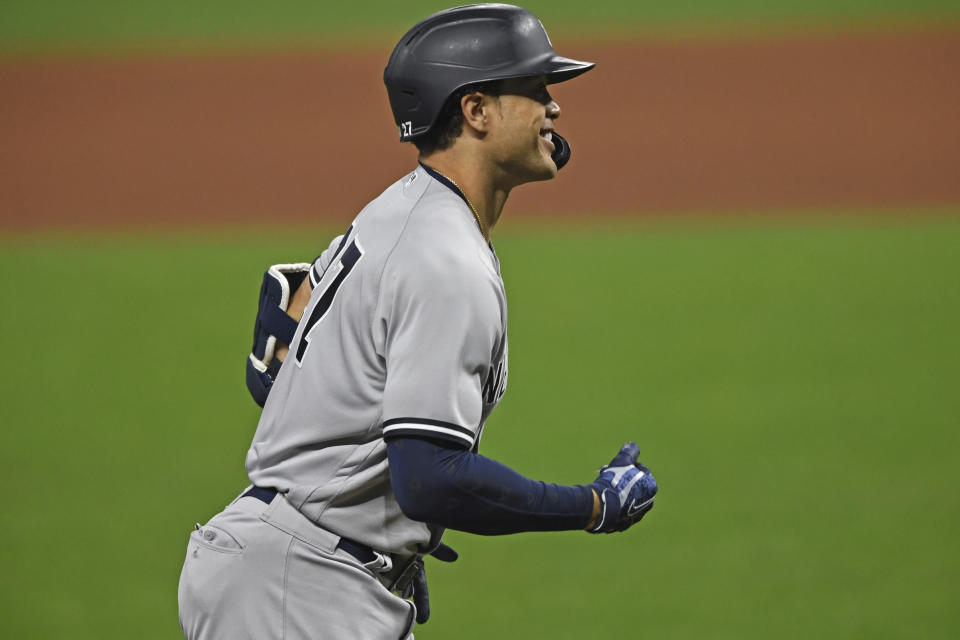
[461,92,493,135]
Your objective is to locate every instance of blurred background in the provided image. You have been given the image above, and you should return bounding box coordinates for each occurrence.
[1,1,958,638]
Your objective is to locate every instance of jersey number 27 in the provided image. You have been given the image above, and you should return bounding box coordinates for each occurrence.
[295,231,364,366]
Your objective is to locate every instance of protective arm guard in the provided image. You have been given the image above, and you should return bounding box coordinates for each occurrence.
[245,263,312,407]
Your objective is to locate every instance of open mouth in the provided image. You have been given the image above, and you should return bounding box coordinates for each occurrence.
[539,129,554,148]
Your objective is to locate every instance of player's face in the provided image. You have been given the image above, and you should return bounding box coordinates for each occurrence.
[488,76,561,185]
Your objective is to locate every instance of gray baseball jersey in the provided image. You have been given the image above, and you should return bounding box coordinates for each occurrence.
[246,164,509,557]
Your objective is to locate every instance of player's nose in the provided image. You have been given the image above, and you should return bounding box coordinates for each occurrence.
[546,100,561,121]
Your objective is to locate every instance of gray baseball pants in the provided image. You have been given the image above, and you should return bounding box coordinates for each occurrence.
[178,490,416,640]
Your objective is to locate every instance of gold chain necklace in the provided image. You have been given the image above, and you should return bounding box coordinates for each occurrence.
[430,167,486,239]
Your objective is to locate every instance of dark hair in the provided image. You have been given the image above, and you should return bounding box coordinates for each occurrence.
[413,81,503,155]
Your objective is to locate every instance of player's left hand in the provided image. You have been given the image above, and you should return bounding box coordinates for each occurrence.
[411,542,458,624]
[588,442,658,534]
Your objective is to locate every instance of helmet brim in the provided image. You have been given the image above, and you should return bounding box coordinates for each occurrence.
[542,55,596,84]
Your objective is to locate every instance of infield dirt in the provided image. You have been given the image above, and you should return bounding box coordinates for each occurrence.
[1,30,958,228]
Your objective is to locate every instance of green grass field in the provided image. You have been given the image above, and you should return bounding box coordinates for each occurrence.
[2,0,959,53]
[2,216,958,638]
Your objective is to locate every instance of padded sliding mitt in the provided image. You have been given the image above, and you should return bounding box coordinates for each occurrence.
[245,263,311,407]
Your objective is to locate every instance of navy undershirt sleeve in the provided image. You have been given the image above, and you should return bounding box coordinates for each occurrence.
[386,437,594,534]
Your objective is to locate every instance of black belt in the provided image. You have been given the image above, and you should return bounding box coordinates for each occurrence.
[242,486,377,564]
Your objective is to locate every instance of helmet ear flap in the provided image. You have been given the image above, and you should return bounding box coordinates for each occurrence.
[550,132,572,170]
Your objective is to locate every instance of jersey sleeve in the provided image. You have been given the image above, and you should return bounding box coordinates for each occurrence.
[378,241,501,450]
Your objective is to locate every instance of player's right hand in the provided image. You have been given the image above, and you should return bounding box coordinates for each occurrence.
[245,262,312,407]
[588,442,657,534]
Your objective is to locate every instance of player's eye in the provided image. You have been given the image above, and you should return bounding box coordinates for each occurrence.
[534,84,552,104]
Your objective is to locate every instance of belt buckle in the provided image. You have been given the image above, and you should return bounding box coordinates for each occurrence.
[388,554,422,596]
[363,551,393,574]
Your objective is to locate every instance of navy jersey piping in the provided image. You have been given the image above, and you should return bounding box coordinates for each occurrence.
[418,162,470,208]
[418,162,488,241]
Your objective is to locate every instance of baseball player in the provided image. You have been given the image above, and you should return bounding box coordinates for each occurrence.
[178,5,658,639]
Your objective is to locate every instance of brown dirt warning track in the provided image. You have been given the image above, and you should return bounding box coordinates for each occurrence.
[1,30,958,229]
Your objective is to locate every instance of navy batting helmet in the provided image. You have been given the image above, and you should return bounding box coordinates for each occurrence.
[383,4,595,142]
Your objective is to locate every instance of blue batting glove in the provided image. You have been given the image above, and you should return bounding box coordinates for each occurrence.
[589,442,658,534]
